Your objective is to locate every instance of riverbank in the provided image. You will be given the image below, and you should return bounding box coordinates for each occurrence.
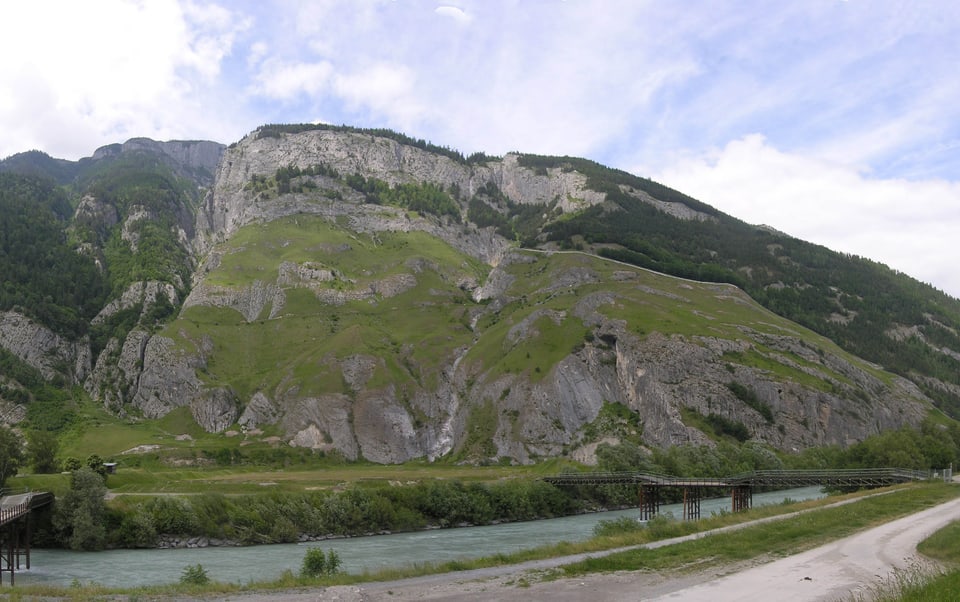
[17,486,826,589]
[203,484,960,601]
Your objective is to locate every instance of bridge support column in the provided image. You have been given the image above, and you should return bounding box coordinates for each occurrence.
[682,487,702,520]
[1,521,15,585]
[639,484,660,520]
[732,485,752,512]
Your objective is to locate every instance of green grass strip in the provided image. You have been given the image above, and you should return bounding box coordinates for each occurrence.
[553,483,959,578]
[7,484,958,599]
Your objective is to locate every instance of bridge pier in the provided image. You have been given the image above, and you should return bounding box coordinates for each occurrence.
[0,491,51,586]
[639,484,660,520]
[732,485,752,513]
[682,487,702,520]
[1,519,22,585]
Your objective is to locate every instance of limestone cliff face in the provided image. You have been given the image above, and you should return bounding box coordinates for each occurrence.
[194,129,612,257]
[0,311,90,384]
[92,138,224,186]
[113,130,931,462]
[0,129,935,462]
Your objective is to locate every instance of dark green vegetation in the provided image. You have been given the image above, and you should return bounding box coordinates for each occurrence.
[1,146,202,415]
[300,548,342,578]
[521,152,960,418]
[254,123,499,165]
[344,172,461,220]
[28,473,577,550]
[0,151,194,347]
[73,151,199,297]
[468,181,559,244]
[0,173,108,337]
[595,418,960,477]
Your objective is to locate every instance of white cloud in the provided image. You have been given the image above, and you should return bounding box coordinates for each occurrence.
[2,0,958,299]
[252,60,334,100]
[652,135,960,297]
[435,6,472,25]
[333,63,423,128]
[0,0,248,159]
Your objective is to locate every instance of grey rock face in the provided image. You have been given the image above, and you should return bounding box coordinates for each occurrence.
[92,138,225,186]
[190,387,238,433]
[74,194,119,233]
[132,335,206,418]
[65,129,935,464]
[92,281,179,325]
[0,311,90,383]
[193,129,662,257]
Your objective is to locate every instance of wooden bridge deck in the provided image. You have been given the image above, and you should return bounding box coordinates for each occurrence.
[0,490,53,585]
[542,468,932,520]
[543,467,929,488]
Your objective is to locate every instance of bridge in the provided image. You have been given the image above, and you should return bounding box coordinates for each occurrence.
[0,490,54,585]
[543,468,932,520]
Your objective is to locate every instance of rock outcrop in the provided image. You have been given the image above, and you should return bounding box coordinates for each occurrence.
[0,311,90,384]
[0,128,939,463]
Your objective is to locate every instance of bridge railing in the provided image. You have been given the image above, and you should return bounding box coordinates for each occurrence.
[0,501,30,528]
[543,471,729,487]
[543,468,933,488]
[726,468,930,486]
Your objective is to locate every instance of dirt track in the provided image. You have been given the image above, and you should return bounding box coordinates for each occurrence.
[195,492,960,602]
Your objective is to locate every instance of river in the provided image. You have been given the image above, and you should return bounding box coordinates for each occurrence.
[17,486,825,588]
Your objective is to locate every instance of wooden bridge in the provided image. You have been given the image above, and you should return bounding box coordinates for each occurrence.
[543,468,931,520]
[0,489,54,585]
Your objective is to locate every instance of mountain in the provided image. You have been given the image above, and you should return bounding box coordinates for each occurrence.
[1,124,958,464]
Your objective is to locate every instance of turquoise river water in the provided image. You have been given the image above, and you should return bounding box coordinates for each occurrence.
[17,485,825,588]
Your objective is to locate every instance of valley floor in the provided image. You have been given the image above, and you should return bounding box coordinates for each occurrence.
[190,488,960,602]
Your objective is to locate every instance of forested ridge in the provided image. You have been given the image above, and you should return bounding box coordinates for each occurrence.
[0,172,107,337]
[1,130,959,440]
[518,153,960,418]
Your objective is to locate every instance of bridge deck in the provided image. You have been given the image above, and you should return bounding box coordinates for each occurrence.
[542,468,929,489]
[0,491,53,585]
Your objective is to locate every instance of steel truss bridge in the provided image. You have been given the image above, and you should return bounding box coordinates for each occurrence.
[543,468,931,521]
[0,490,54,585]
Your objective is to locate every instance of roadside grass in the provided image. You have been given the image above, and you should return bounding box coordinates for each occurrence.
[548,482,960,579]
[7,483,956,600]
[917,519,960,564]
[859,519,960,601]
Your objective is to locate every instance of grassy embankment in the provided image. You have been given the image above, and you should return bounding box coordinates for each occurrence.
[5,482,957,600]
[864,519,960,601]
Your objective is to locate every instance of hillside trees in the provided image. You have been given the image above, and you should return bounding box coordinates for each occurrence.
[533,162,960,417]
[53,467,108,551]
[26,429,59,473]
[0,426,23,485]
[345,174,461,221]
[0,173,108,337]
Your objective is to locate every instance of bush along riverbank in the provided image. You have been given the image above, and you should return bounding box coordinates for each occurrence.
[36,473,592,550]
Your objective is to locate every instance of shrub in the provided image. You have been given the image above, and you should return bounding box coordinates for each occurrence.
[593,516,645,537]
[301,548,342,578]
[114,507,158,548]
[180,563,210,585]
[645,512,680,538]
[53,468,108,550]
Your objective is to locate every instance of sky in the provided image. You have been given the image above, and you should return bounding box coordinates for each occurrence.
[2,0,959,298]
